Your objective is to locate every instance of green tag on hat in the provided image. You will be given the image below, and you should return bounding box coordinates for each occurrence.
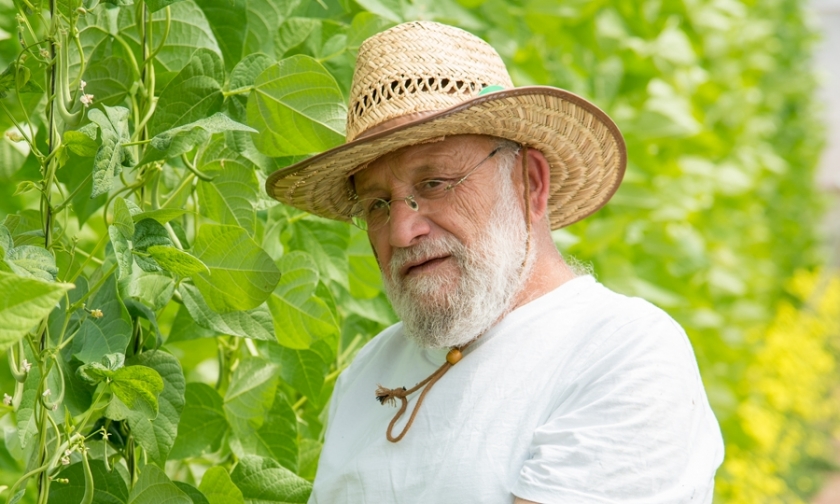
[479,85,505,95]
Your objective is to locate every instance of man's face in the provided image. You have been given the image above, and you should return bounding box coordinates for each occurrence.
[354,135,531,348]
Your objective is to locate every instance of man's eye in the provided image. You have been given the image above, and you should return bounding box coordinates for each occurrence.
[416,179,450,197]
[367,199,389,213]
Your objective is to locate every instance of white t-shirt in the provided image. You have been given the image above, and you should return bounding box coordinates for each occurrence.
[310,276,724,503]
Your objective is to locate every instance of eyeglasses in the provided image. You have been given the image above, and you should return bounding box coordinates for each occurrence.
[350,146,513,232]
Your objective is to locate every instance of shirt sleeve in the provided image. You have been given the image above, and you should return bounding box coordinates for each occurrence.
[511,311,724,504]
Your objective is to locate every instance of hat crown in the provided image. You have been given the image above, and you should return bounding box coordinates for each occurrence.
[347,21,514,142]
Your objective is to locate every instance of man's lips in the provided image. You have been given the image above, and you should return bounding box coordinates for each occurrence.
[400,255,452,277]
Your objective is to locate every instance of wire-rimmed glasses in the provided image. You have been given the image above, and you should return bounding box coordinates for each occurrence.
[350,146,511,232]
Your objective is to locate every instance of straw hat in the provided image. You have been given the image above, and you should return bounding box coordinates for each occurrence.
[264,21,626,230]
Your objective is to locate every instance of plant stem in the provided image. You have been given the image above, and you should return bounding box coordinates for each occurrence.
[52,172,92,212]
[161,172,195,208]
[181,153,216,181]
[223,87,254,97]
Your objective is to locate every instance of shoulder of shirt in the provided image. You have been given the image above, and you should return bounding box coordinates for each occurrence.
[535,275,681,330]
[524,275,691,361]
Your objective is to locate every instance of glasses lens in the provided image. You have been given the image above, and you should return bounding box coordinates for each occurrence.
[352,198,391,232]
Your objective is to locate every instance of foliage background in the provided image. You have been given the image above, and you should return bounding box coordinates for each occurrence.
[0,0,834,503]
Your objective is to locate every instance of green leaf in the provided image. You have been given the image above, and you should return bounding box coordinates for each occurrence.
[247,55,346,157]
[77,361,115,385]
[3,210,46,247]
[48,459,129,504]
[230,456,311,504]
[297,438,321,481]
[109,225,134,279]
[0,225,13,256]
[133,219,172,272]
[170,383,229,459]
[113,197,135,239]
[275,18,320,57]
[173,482,210,504]
[149,49,225,137]
[354,0,403,23]
[118,270,176,311]
[348,228,382,299]
[128,464,191,504]
[59,154,106,227]
[147,246,209,277]
[132,208,188,224]
[287,217,349,288]
[64,128,99,158]
[196,161,258,234]
[198,466,245,504]
[346,12,394,56]
[124,298,165,345]
[146,0,185,12]
[232,391,298,472]
[266,252,339,349]
[230,53,273,92]
[224,357,278,448]
[111,365,165,418]
[167,303,216,343]
[194,0,247,71]
[0,271,71,351]
[89,105,134,197]
[0,137,26,181]
[81,56,133,107]
[178,283,275,340]
[143,113,256,164]
[4,245,58,281]
[192,224,280,312]
[243,0,299,57]
[268,343,327,407]
[72,274,132,364]
[122,351,186,466]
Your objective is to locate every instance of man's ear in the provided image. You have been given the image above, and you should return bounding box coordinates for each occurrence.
[523,148,551,222]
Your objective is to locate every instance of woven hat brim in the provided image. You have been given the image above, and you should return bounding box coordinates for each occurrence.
[265,86,627,230]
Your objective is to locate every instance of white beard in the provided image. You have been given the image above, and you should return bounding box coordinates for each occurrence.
[383,169,532,349]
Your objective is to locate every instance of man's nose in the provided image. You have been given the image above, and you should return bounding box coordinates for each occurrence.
[387,198,431,248]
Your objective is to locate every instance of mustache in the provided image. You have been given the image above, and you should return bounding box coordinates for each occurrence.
[388,235,464,279]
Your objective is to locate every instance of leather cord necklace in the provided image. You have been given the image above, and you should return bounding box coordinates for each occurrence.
[375,346,466,443]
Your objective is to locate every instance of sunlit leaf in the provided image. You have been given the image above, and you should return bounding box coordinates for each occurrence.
[121,351,186,466]
[88,105,134,197]
[192,224,280,312]
[110,365,165,419]
[147,245,209,277]
[198,466,245,504]
[267,251,339,349]
[178,283,275,340]
[248,55,346,156]
[128,465,191,504]
[196,161,259,234]
[149,49,225,138]
[230,456,311,504]
[143,113,256,164]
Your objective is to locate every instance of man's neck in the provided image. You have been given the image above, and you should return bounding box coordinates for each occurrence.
[510,244,576,312]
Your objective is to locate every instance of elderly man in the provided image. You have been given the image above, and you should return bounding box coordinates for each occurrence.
[266,21,723,504]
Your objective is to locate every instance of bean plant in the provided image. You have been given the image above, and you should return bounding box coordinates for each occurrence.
[0,0,397,502]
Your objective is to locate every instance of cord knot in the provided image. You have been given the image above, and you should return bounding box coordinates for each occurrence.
[375,385,407,406]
